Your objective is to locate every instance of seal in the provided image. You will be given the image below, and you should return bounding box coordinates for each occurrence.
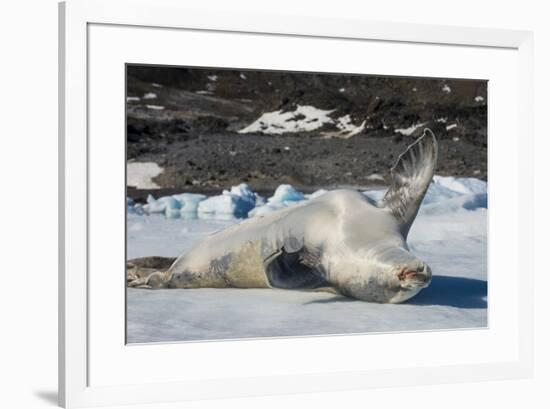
[128,129,438,303]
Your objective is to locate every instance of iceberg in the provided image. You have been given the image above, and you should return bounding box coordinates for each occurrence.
[198,183,257,218]
[142,195,180,218]
[305,189,328,200]
[269,184,305,205]
[128,176,487,221]
[249,184,305,217]
[172,193,207,214]
[420,193,487,216]
[422,176,487,206]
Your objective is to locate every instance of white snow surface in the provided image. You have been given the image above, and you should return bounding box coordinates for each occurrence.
[145,104,164,110]
[394,122,427,136]
[446,123,458,131]
[127,176,487,343]
[329,114,367,138]
[238,105,367,137]
[126,162,164,189]
[239,105,335,135]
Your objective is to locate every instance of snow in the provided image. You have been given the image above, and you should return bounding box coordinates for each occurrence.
[442,84,452,93]
[127,176,487,342]
[126,96,140,102]
[145,104,164,110]
[240,73,247,80]
[238,105,335,135]
[331,115,366,138]
[446,123,458,131]
[126,162,164,189]
[394,122,427,136]
[143,92,157,100]
[208,75,218,82]
[366,173,385,183]
[475,96,484,102]
[239,105,367,138]
[151,83,163,88]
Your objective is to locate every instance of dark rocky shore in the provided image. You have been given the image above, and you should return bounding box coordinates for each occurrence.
[127,65,487,198]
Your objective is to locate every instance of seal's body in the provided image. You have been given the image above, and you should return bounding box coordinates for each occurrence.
[128,130,438,303]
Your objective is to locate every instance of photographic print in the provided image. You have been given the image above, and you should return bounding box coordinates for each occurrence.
[125,65,487,343]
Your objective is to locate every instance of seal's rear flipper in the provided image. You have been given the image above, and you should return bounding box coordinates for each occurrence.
[380,129,438,237]
[127,257,175,289]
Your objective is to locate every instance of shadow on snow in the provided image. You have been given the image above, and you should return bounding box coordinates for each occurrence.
[303,276,487,309]
[407,275,487,309]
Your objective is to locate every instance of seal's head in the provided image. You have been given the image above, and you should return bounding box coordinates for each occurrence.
[337,244,432,303]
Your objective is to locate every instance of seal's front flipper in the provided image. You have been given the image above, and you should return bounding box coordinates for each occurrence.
[380,129,438,237]
[264,246,328,290]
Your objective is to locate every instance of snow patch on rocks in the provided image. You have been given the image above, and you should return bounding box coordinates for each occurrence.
[127,162,164,189]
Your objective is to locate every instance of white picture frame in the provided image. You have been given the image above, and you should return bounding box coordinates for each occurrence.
[59,0,534,407]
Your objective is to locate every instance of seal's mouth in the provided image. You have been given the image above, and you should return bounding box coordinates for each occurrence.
[397,265,432,289]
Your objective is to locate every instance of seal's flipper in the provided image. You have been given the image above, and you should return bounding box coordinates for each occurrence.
[127,257,175,289]
[380,129,438,237]
[264,247,328,289]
